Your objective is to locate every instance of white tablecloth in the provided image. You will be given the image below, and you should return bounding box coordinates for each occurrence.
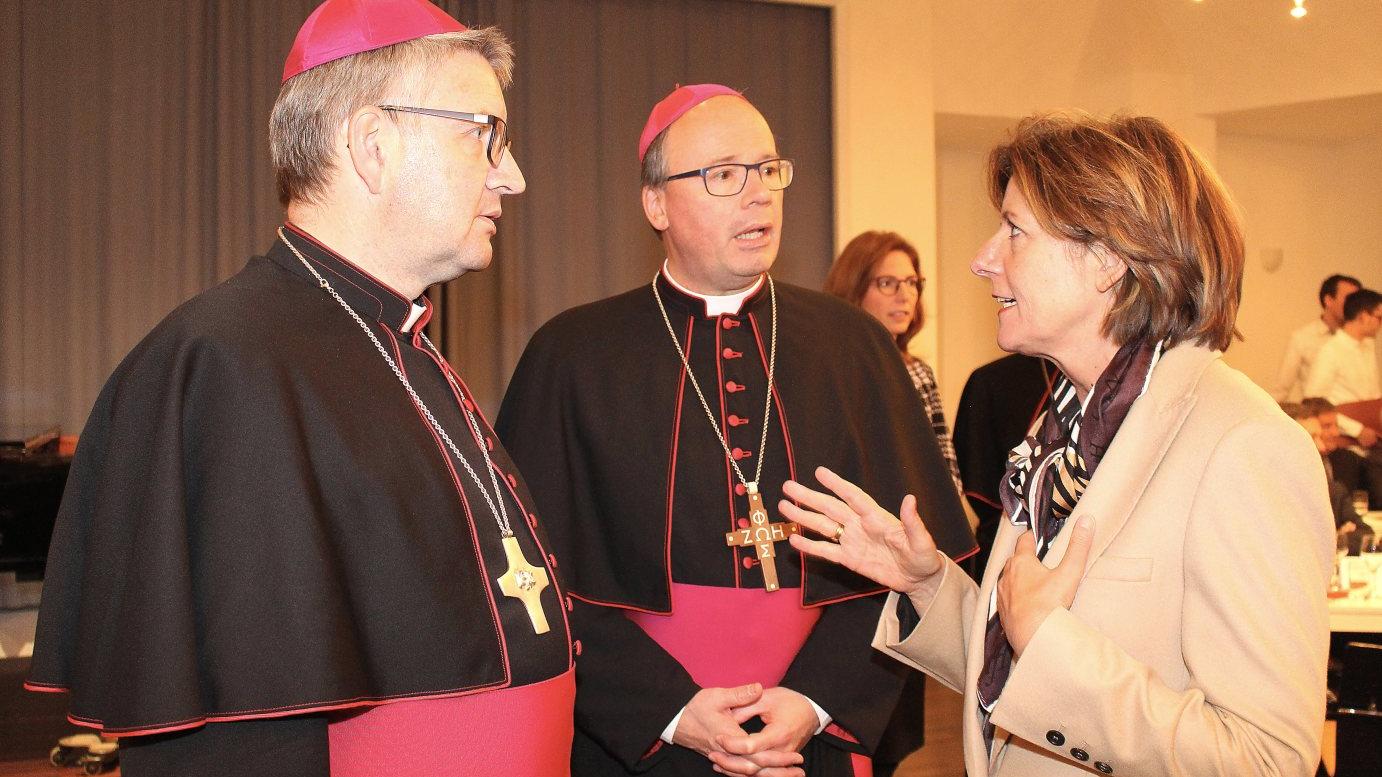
[1331,556,1382,633]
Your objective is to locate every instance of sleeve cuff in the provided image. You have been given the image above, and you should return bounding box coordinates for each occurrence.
[660,707,685,744]
[806,696,832,735]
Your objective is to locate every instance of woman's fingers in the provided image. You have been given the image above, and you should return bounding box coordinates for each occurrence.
[897,494,935,551]
[787,530,846,565]
[777,498,839,538]
[780,479,855,527]
[813,466,881,516]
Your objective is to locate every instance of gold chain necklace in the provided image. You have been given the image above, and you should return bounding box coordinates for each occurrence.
[651,272,798,591]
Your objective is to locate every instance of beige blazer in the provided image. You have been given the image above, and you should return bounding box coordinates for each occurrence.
[874,345,1334,777]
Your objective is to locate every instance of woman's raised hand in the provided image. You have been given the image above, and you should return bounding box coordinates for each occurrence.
[784,466,945,596]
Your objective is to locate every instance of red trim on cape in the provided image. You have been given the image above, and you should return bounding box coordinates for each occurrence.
[388,325,510,683]
[745,311,809,600]
[48,679,515,738]
[438,361,576,661]
[714,315,742,586]
[662,316,693,604]
[282,222,417,331]
[965,490,1003,510]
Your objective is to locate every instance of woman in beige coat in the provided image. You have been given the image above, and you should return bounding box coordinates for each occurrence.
[772,114,1334,776]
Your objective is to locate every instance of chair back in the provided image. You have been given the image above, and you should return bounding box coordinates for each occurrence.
[1339,641,1382,710]
[1334,641,1382,777]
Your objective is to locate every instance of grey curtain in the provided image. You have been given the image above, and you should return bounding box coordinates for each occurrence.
[0,0,832,434]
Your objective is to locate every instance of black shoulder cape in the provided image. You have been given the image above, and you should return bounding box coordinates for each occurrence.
[28,229,572,735]
[498,276,975,611]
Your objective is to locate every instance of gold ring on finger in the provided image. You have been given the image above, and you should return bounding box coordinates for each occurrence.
[832,523,845,542]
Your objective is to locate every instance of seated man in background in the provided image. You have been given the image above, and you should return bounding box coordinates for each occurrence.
[1285,402,1369,553]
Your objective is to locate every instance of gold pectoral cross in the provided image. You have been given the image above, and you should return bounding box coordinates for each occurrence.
[496,535,551,634]
[723,484,799,592]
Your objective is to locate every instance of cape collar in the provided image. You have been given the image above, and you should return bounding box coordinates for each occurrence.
[271,223,433,334]
[656,261,768,318]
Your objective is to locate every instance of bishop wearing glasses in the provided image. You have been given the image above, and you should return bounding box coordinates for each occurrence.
[498,85,976,777]
[27,2,574,775]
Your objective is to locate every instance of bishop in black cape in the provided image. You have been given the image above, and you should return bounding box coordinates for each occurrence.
[27,230,574,775]
[497,273,976,775]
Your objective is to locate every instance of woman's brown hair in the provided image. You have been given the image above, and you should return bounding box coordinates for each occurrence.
[824,230,923,351]
[987,113,1245,351]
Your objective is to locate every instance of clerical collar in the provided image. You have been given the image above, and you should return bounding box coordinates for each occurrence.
[271,223,433,334]
[661,260,765,317]
[401,303,428,334]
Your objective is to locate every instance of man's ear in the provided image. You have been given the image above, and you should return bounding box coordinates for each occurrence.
[346,107,388,195]
[1091,243,1129,293]
[642,185,669,232]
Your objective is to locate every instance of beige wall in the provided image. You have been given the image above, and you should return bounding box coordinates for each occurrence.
[829,0,940,363]
[935,141,1004,422]
[1217,132,1382,394]
[814,0,1382,420]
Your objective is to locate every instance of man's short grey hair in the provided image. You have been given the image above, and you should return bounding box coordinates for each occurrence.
[270,27,514,207]
[641,129,670,188]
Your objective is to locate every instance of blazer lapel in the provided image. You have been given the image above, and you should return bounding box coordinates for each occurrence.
[959,346,1220,775]
[1039,345,1218,571]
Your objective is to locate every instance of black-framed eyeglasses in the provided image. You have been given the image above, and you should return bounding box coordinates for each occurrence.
[665,158,794,197]
[378,105,510,167]
[870,276,922,295]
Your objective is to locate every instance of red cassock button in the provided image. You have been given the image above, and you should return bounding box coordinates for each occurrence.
[547,554,558,568]
[731,447,751,460]
[742,556,757,569]
[506,473,518,488]
[737,518,750,528]
[726,381,745,393]
[528,513,539,528]
[735,483,747,496]
[574,640,583,656]
[728,414,749,426]
[565,596,574,611]
[486,437,495,451]
[722,347,742,359]
[721,318,741,330]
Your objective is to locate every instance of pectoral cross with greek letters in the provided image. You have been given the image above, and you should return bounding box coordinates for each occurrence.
[723,483,799,592]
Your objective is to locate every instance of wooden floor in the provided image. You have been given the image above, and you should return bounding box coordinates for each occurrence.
[0,680,1333,777]
[895,679,964,777]
[0,688,967,777]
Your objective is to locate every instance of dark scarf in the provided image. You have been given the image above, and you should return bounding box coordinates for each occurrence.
[976,339,1162,730]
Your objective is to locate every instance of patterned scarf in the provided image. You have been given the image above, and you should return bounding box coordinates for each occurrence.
[975,339,1162,730]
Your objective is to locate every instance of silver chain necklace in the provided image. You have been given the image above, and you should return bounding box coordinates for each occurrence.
[650,272,778,493]
[278,228,554,633]
[279,228,512,535]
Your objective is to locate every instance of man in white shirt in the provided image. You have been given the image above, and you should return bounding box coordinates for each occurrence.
[1307,288,1382,406]
[1306,288,1382,510]
[1274,273,1360,402]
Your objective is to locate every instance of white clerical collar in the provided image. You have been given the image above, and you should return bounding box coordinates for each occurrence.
[400,301,427,333]
[661,259,765,317]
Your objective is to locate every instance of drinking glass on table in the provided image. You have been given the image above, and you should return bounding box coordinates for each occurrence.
[1353,489,1371,517]
[1361,534,1382,599]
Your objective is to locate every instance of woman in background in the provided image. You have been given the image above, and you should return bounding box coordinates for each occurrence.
[826,231,964,499]
[824,232,962,777]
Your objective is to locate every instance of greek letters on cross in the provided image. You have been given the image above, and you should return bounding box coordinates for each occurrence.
[723,487,799,592]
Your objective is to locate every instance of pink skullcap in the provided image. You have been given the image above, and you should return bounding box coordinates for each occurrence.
[282,0,466,82]
[638,83,746,162]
